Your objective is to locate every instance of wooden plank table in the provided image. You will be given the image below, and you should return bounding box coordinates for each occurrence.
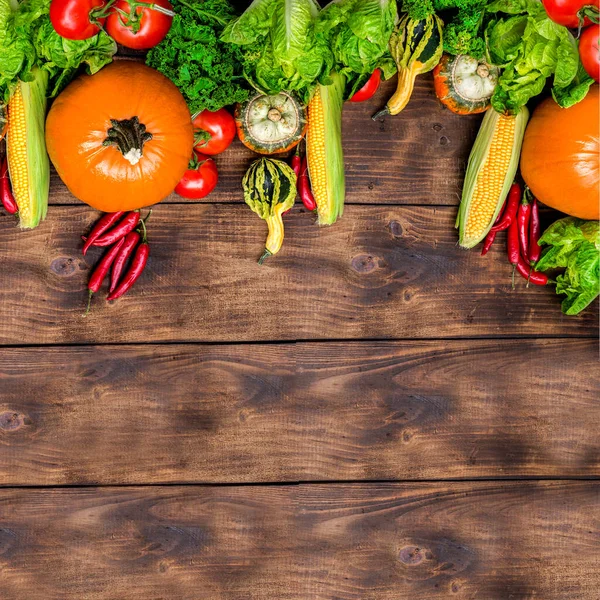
[0,76,598,598]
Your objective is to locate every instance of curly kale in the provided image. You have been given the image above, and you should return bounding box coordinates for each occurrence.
[401,0,487,57]
[146,0,250,113]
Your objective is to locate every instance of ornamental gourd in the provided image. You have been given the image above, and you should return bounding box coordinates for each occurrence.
[235,92,307,155]
[373,13,443,119]
[45,62,194,212]
[243,157,297,263]
[520,85,599,220]
[433,54,499,115]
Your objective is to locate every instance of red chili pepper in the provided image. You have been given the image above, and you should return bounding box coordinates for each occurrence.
[0,157,18,215]
[481,198,508,256]
[85,238,125,315]
[518,194,531,262]
[481,230,497,256]
[516,257,548,286]
[91,210,140,247]
[82,211,126,255]
[109,230,140,293]
[491,182,521,232]
[528,196,542,265]
[298,156,317,211]
[107,241,149,301]
[291,150,301,179]
[507,217,520,288]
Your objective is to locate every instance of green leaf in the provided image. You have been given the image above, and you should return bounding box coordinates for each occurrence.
[486,16,527,66]
[552,60,594,108]
[148,0,250,112]
[270,0,317,64]
[536,218,600,316]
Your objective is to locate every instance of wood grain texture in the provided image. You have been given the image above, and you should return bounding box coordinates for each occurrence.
[47,77,481,206]
[0,482,598,599]
[0,339,597,485]
[0,205,596,345]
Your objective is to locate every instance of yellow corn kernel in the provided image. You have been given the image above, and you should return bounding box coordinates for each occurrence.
[457,106,528,249]
[7,84,32,222]
[6,69,49,229]
[307,89,328,215]
[464,115,516,240]
[306,72,345,226]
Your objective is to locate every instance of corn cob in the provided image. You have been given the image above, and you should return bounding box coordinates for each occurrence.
[7,68,50,229]
[306,71,345,226]
[457,106,529,249]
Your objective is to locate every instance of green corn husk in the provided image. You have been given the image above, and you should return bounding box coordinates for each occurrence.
[7,67,49,229]
[457,106,529,249]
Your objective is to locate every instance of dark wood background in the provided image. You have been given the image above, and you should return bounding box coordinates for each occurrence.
[0,74,598,598]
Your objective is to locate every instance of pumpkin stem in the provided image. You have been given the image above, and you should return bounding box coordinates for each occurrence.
[103,117,153,166]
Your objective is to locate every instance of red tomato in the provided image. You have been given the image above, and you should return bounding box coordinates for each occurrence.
[579,25,600,81]
[105,0,173,50]
[49,0,106,40]
[350,69,382,103]
[175,153,218,199]
[192,108,237,156]
[541,0,598,28]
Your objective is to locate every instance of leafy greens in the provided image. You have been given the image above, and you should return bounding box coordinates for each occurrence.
[221,0,333,104]
[536,218,600,316]
[316,0,397,98]
[0,0,116,102]
[485,0,582,113]
[146,0,250,113]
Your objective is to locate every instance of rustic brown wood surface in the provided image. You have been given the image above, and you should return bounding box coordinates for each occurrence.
[0,204,597,345]
[0,73,598,598]
[0,340,598,485]
[0,482,598,600]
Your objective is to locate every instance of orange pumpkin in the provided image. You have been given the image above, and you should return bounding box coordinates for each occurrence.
[520,85,599,220]
[46,61,193,212]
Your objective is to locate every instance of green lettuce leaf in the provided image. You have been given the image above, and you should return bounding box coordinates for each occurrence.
[317,0,397,98]
[485,0,585,113]
[536,218,600,316]
[552,53,595,108]
[485,16,527,66]
[222,0,332,103]
[34,20,116,97]
[0,0,115,101]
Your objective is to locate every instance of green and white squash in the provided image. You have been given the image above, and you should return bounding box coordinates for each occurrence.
[235,92,307,155]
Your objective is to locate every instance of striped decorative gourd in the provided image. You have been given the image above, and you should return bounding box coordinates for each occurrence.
[457,107,529,249]
[6,68,50,229]
[243,157,297,263]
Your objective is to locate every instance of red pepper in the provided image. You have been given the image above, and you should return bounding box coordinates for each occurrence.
[82,211,126,255]
[109,230,140,293]
[107,241,149,301]
[491,182,521,232]
[516,257,548,286]
[517,194,531,262]
[0,157,18,215]
[481,198,507,256]
[507,217,520,288]
[85,238,125,315]
[298,156,317,211]
[481,230,497,256]
[91,210,140,247]
[291,150,301,179]
[528,196,542,265]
